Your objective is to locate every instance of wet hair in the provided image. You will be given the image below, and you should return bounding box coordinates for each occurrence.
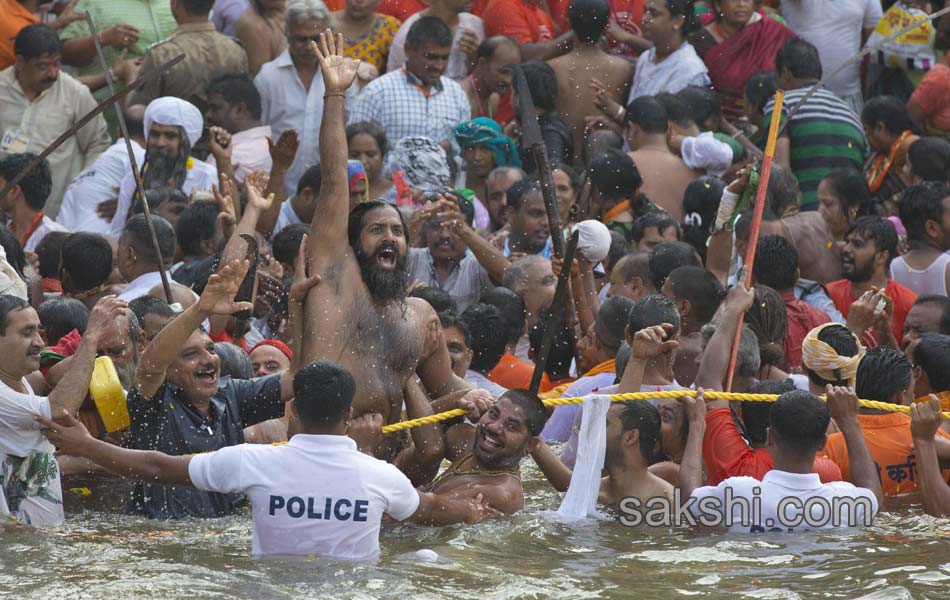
[346,121,389,156]
[175,201,220,256]
[129,295,176,325]
[406,16,452,50]
[753,235,798,291]
[123,214,176,270]
[14,24,60,59]
[459,303,508,373]
[597,296,635,357]
[628,294,681,338]
[677,86,722,127]
[60,232,113,292]
[499,388,548,436]
[614,341,632,381]
[631,211,681,246]
[770,390,830,454]
[34,230,68,279]
[589,149,642,202]
[856,347,912,403]
[654,92,694,128]
[666,266,725,324]
[861,95,917,136]
[583,129,624,166]
[907,137,950,184]
[682,176,724,261]
[663,0,701,35]
[568,0,610,43]
[806,323,860,386]
[294,360,356,426]
[296,163,322,196]
[528,306,574,379]
[820,168,879,220]
[285,0,330,32]
[207,73,262,119]
[215,341,254,380]
[505,178,542,213]
[624,96,669,134]
[845,216,898,267]
[648,241,701,291]
[775,37,822,80]
[480,287,527,347]
[914,295,950,334]
[271,223,309,267]
[410,286,458,315]
[0,227,26,278]
[619,400,662,459]
[744,71,778,116]
[744,285,789,368]
[138,188,187,216]
[914,334,950,393]
[519,61,558,112]
[0,153,51,211]
[438,309,467,341]
[180,0,215,14]
[0,295,30,336]
[37,297,89,341]
[899,183,950,243]
[742,379,796,446]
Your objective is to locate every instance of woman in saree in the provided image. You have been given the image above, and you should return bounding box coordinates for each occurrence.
[689,0,795,119]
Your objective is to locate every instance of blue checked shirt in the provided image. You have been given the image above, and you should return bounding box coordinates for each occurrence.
[348,68,471,146]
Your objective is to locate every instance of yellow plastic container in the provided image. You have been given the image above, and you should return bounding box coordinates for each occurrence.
[90,356,130,432]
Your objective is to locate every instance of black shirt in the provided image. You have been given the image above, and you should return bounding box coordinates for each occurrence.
[127,374,285,519]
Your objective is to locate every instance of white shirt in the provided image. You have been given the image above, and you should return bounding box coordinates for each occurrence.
[188,434,420,558]
[255,49,359,196]
[273,198,304,236]
[780,0,883,97]
[0,378,63,526]
[466,370,508,398]
[203,124,273,184]
[58,140,147,234]
[109,160,219,237]
[690,470,878,532]
[387,13,485,80]
[119,271,197,303]
[628,42,710,103]
[23,215,68,254]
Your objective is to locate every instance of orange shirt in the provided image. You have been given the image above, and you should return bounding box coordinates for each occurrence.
[377,0,427,22]
[822,412,950,496]
[825,278,917,346]
[910,62,950,134]
[487,352,535,390]
[0,0,38,70]
[482,0,555,43]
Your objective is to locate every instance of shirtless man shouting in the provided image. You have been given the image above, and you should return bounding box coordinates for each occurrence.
[302,32,470,451]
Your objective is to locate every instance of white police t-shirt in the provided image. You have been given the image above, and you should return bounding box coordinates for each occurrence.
[188,434,420,558]
[689,470,878,533]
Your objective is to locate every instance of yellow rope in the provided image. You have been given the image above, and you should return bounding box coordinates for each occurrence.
[379,390,950,434]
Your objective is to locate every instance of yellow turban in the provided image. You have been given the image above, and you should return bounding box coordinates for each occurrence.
[801,323,865,385]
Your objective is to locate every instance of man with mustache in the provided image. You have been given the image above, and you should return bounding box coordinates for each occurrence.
[303,32,472,460]
[825,216,917,347]
[124,259,297,519]
[0,293,127,525]
[108,97,218,237]
[0,24,110,217]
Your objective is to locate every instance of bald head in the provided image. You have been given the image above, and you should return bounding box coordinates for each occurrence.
[149,282,195,311]
[608,253,656,301]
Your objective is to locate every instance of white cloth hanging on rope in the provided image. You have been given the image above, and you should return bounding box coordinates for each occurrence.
[555,394,611,521]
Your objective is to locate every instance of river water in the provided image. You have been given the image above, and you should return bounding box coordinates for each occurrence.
[3,462,950,599]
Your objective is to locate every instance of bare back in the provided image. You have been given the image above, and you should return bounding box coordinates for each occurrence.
[628,149,700,222]
[760,213,841,284]
[236,9,287,75]
[549,51,632,156]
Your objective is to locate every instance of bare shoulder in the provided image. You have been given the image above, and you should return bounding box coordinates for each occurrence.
[482,475,525,515]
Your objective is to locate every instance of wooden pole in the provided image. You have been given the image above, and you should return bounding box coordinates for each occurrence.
[725,91,785,392]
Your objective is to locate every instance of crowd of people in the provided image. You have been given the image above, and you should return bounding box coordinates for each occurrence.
[2,0,950,560]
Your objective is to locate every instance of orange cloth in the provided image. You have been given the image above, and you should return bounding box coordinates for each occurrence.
[482,0,555,43]
[0,0,38,70]
[487,352,535,389]
[822,412,950,496]
[581,358,616,379]
[539,374,576,393]
[825,278,917,346]
[377,0,427,22]
[603,200,631,224]
[910,62,950,134]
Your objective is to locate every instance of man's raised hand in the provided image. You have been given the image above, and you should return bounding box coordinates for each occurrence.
[85,295,129,341]
[631,323,678,361]
[289,234,321,304]
[310,30,360,93]
[197,259,254,316]
[911,395,945,441]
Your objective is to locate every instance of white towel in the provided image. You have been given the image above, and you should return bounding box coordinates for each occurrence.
[556,394,611,521]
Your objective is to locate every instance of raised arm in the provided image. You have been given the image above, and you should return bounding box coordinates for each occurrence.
[435,198,509,284]
[257,129,300,238]
[826,385,884,508]
[677,389,707,498]
[392,377,447,486]
[287,234,321,371]
[308,31,361,267]
[694,283,754,394]
[617,324,678,393]
[47,296,128,416]
[38,410,193,485]
[910,396,950,516]
[136,260,254,398]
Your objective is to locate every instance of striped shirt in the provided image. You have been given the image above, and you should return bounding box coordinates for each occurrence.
[764,87,867,208]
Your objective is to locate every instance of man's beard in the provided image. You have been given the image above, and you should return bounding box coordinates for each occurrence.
[143,138,189,192]
[354,242,409,305]
[842,259,875,284]
[115,349,140,391]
